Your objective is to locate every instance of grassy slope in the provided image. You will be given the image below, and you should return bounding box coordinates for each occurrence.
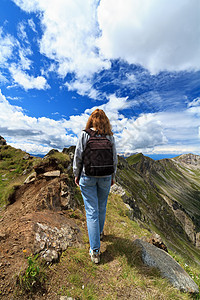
[0,145,40,207]
[155,159,200,227]
[119,154,200,265]
[41,193,199,300]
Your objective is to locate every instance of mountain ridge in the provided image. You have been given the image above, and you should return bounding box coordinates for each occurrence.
[117,152,200,255]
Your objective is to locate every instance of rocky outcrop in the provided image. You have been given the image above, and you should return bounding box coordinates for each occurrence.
[34,155,70,175]
[174,153,200,168]
[0,136,6,146]
[110,183,126,198]
[133,239,199,294]
[0,149,84,296]
[23,211,81,262]
[62,146,75,161]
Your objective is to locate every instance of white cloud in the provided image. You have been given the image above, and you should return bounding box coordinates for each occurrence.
[0,27,15,66]
[12,0,41,12]
[188,97,200,108]
[97,0,200,74]
[17,22,29,42]
[28,19,37,32]
[114,113,167,153]
[66,78,100,99]
[64,94,167,152]
[0,89,77,153]
[12,0,200,100]
[1,88,200,155]
[143,144,200,156]
[18,47,32,70]
[9,65,49,90]
[13,0,110,79]
[9,141,51,155]
[0,73,8,84]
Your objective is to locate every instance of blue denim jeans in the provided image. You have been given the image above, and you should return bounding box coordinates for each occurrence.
[79,175,112,250]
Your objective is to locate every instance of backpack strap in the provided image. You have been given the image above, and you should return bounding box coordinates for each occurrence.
[84,128,97,137]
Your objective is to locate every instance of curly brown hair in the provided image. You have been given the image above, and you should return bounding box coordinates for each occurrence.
[85,109,113,135]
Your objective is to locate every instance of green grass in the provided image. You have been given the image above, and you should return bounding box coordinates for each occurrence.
[44,193,199,299]
[0,145,40,207]
[126,153,144,165]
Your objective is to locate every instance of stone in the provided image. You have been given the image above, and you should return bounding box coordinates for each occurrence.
[43,170,61,177]
[0,232,6,241]
[110,183,126,197]
[32,214,81,262]
[23,154,30,160]
[24,172,37,184]
[133,239,199,294]
[60,297,75,300]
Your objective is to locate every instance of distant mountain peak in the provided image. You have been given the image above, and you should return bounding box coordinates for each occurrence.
[174,153,200,167]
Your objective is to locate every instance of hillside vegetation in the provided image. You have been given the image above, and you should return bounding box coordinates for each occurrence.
[0,145,200,299]
[118,153,200,264]
[0,145,40,207]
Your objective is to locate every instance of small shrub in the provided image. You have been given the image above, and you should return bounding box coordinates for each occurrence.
[17,253,46,292]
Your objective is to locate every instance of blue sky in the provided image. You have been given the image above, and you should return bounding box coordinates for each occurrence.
[0,0,200,156]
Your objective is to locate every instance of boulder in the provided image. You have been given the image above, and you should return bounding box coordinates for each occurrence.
[33,218,80,262]
[24,172,37,184]
[43,170,61,177]
[133,239,199,294]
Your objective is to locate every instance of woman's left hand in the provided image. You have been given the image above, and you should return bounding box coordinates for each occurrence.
[75,177,79,186]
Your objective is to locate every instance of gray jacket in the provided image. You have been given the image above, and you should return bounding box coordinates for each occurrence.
[73,129,118,179]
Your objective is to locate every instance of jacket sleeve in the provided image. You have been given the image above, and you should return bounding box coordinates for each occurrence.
[73,131,87,178]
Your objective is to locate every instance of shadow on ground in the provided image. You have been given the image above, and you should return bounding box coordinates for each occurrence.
[100,234,160,278]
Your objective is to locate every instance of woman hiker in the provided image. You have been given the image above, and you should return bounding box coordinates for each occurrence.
[73,109,118,263]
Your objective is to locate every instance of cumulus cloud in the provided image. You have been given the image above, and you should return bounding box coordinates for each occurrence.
[114,113,167,153]
[97,0,200,74]
[11,0,200,101]
[66,78,100,99]
[152,105,200,155]
[63,94,167,153]
[9,65,49,90]
[13,0,110,79]
[0,89,76,153]
[1,87,200,154]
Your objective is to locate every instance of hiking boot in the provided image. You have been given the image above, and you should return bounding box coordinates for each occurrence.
[89,248,100,264]
[100,231,104,240]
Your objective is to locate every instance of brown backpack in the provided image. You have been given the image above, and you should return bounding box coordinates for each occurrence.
[82,129,114,176]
